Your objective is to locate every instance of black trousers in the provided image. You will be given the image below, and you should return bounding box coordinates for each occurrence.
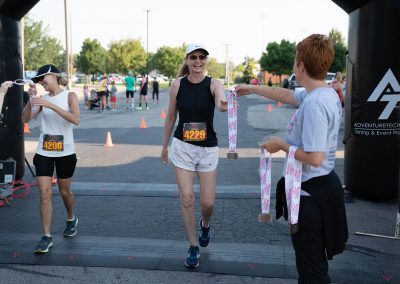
[291,196,331,284]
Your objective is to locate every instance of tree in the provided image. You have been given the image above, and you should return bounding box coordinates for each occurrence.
[233,63,245,83]
[242,57,257,84]
[24,16,64,71]
[328,29,347,73]
[107,39,146,74]
[259,39,296,80]
[207,58,225,79]
[76,39,107,76]
[152,45,186,78]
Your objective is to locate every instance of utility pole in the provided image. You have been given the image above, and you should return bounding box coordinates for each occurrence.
[224,44,230,88]
[64,0,71,89]
[145,9,150,74]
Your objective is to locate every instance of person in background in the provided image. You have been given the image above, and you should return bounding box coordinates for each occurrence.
[97,74,107,112]
[105,74,111,110]
[88,89,99,110]
[331,71,344,107]
[138,73,149,110]
[22,64,80,254]
[161,44,228,268]
[268,77,273,87]
[110,81,118,111]
[83,84,90,110]
[250,77,259,85]
[124,71,136,110]
[152,78,159,104]
[235,34,348,283]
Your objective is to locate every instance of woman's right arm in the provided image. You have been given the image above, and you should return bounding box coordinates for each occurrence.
[161,79,180,164]
[22,83,41,123]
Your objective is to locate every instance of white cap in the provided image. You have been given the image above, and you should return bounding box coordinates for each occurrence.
[185,43,209,56]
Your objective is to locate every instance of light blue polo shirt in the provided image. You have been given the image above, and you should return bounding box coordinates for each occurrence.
[284,87,343,182]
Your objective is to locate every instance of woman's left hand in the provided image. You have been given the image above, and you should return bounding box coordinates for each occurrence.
[262,136,285,153]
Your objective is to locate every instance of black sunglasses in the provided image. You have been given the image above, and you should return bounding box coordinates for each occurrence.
[189,54,207,61]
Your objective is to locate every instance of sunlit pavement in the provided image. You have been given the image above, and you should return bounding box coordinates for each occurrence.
[1,88,399,284]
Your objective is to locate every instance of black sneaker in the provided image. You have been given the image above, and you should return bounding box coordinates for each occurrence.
[63,217,78,237]
[34,235,53,254]
[198,217,211,247]
[184,245,200,268]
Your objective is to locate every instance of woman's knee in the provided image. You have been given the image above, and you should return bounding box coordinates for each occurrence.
[180,193,195,209]
[39,188,52,203]
[200,201,214,212]
[58,186,73,198]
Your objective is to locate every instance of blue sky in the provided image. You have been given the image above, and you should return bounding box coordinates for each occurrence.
[28,0,349,65]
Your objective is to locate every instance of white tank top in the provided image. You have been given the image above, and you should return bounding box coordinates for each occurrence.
[36,90,75,157]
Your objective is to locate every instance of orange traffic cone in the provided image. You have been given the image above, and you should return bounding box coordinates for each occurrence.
[160,108,166,119]
[278,101,282,107]
[23,123,31,134]
[267,104,273,112]
[104,131,114,147]
[140,116,147,129]
[51,176,57,185]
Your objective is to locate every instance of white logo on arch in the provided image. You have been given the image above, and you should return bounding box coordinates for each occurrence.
[368,68,400,120]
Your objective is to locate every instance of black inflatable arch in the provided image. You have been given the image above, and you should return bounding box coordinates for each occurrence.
[0,0,40,180]
[333,0,400,200]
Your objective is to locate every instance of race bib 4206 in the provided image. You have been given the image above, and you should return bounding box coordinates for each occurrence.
[42,134,64,151]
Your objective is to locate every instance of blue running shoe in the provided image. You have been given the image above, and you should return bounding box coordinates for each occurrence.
[63,217,78,237]
[198,217,211,247]
[184,245,200,268]
[34,235,53,254]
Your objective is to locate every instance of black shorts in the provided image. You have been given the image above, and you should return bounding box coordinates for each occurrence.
[33,153,77,179]
[97,91,106,97]
[140,91,147,96]
[126,90,134,98]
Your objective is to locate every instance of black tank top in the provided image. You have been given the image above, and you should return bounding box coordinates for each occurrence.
[173,76,217,147]
[141,78,148,94]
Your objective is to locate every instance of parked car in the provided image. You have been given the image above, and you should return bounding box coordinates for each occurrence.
[151,76,167,83]
[284,72,336,90]
[24,70,37,79]
[287,74,301,90]
[325,72,336,85]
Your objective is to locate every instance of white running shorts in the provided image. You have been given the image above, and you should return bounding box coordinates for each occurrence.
[170,138,218,172]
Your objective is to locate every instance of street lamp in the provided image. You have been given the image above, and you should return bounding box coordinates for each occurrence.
[145,9,150,74]
[64,0,71,89]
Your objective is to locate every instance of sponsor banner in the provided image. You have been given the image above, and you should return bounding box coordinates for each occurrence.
[353,69,400,137]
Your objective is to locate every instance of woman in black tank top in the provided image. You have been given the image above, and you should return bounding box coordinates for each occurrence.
[161,44,228,268]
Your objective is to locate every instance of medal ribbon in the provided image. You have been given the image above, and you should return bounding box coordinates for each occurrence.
[227,89,237,153]
[284,146,302,226]
[259,147,272,214]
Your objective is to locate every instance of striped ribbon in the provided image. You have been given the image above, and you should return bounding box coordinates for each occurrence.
[285,146,302,226]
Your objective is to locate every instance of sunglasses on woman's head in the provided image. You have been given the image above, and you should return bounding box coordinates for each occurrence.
[189,54,207,61]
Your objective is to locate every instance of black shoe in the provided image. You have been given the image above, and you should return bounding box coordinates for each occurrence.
[63,217,78,237]
[184,245,200,268]
[34,235,53,254]
[198,217,211,247]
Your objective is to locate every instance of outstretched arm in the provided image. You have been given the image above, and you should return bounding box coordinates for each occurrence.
[211,79,227,112]
[235,84,299,107]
